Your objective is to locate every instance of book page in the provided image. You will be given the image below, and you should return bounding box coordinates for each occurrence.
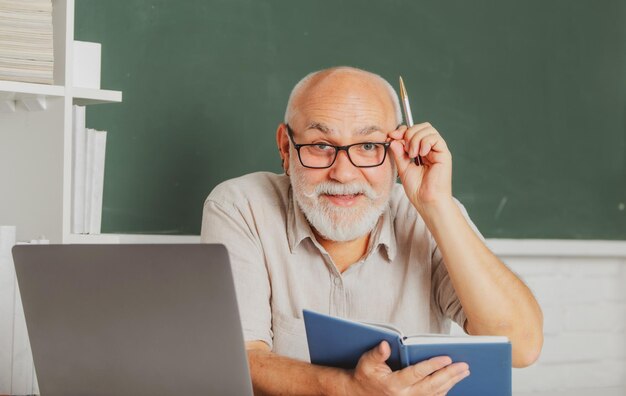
[403,335,509,345]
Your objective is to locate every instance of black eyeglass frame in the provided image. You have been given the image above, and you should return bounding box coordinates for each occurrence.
[285,124,391,169]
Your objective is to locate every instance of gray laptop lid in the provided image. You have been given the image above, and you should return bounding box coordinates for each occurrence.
[12,244,253,396]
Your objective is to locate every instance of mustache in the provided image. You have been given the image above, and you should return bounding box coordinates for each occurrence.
[303,181,379,200]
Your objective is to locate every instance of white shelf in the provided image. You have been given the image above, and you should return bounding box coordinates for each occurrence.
[0,81,122,110]
[0,0,124,243]
[72,86,122,105]
[0,80,65,98]
[0,80,65,111]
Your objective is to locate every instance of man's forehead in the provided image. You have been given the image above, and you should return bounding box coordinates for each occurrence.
[295,92,396,129]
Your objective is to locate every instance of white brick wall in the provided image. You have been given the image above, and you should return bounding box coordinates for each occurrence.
[497,253,626,394]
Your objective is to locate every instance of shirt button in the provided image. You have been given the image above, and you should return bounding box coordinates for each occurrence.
[333,277,341,286]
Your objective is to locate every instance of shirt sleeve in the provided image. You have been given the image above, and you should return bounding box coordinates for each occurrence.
[200,198,274,349]
[431,199,486,330]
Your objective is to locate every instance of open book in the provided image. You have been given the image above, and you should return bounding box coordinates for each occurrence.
[303,310,511,396]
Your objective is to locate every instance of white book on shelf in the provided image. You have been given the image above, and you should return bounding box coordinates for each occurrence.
[73,41,101,89]
[71,105,86,234]
[83,128,96,234]
[88,130,106,234]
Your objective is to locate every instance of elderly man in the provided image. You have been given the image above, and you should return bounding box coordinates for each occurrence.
[201,66,543,395]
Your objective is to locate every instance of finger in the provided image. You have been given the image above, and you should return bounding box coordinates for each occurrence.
[390,127,434,165]
[402,122,432,140]
[403,126,437,157]
[417,133,448,157]
[437,368,470,394]
[403,122,435,141]
[422,151,448,165]
[357,341,391,370]
[404,121,434,139]
[414,121,434,130]
[390,125,433,160]
[407,131,438,158]
[389,139,413,178]
[392,355,452,386]
[415,362,469,394]
[387,125,408,140]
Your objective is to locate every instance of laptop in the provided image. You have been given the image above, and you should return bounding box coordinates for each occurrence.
[11,244,253,396]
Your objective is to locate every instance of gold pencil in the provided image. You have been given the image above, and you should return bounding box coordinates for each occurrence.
[399,76,423,166]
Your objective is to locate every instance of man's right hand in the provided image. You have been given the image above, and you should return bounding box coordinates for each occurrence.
[347,341,470,396]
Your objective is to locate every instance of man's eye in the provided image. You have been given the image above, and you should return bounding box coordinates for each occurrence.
[362,143,376,151]
[313,144,333,151]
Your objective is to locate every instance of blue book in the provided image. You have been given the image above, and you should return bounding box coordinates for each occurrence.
[303,310,511,396]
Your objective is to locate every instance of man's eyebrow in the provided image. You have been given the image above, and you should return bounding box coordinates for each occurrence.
[305,122,334,134]
[355,125,385,136]
[304,123,386,136]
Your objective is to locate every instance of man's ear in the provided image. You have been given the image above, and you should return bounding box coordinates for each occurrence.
[276,123,290,174]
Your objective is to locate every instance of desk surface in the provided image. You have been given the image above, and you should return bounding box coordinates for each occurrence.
[4,387,625,396]
[516,387,625,396]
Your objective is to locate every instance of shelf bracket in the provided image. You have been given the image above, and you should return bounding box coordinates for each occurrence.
[21,95,47,111]
[0,92,16,112]
[0,99,16,112]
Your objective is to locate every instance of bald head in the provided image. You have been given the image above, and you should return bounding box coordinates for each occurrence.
[284,67,402,127]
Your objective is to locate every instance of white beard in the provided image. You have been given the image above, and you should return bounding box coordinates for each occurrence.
[289,157,392,242]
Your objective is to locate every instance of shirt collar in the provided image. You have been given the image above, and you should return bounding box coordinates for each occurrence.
[287,186,314,252]
[370,204,397,262]
[287,185,397,262]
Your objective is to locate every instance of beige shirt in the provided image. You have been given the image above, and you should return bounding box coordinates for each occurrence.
[201,172,481,362]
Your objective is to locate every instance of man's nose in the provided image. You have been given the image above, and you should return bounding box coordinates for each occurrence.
[328,149,359,182]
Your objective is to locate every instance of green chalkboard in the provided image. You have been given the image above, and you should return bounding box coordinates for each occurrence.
[75,0,626,239]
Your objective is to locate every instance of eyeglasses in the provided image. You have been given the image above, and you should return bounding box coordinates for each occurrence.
[286,124,391,169]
